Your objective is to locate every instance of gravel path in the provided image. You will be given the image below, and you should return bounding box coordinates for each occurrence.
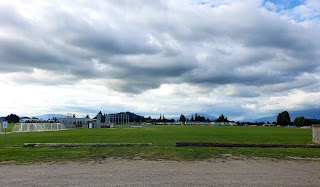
[1,159,319,187]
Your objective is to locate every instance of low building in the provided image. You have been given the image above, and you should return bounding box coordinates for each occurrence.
[211,122,237,126]
[57,117,97,128]
[105,113,129,125]
[184,121,212,125]
[19,117,44,123]
[19,117,30,123]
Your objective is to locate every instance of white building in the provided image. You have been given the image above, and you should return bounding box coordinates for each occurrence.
[57,117,97,128]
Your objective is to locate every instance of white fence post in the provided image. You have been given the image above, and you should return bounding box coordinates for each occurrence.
[312,124,320,144]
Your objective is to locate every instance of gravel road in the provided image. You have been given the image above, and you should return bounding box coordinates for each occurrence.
[1,158,319,187]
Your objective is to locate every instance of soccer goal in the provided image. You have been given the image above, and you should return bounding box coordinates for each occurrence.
[12,123,67,133]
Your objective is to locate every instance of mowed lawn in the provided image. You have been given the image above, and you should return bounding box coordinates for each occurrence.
[0,125,319,163]
[2,125,315,146]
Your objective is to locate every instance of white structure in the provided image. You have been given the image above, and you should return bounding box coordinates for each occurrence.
[19,117,29,123]
[57,117,96,128]
[106,113,129,125]
[211,122,237,126]
[312,125,320,143]
[12,123,67,133]
[184,121,212,126]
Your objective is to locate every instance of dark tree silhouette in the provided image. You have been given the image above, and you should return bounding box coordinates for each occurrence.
[179,114,186,122]
[293,116,312,126]
[216,114,228,122]
[6,114,19,123]
[277,111,291,126]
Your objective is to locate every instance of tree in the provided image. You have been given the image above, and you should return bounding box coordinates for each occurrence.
[145,116,152,123]
[293,116,312,126]
[294,116,304,126]
[86,114,90,119]
[277,111,291,126]
[195,115,206,122]
[179,114,186,122]
[5,114,20,123]
[216,114,228,122]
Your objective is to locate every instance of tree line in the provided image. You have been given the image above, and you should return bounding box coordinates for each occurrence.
[2,114,20,123]
[276,111,317,126]
[2,111,318,126]
[178,113,229,122]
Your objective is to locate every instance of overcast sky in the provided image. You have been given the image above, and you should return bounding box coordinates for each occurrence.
[0,0,319,120]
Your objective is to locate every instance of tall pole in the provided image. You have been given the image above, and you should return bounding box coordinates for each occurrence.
[3,121,8,148]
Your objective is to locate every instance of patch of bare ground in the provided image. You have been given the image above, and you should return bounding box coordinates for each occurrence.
[0,158,319,187]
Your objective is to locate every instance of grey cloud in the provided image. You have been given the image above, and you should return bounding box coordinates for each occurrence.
[203,102,246,117]
[0,4,31,30]
[224,85,261,98]
[10,73,77,86]
[0,39,61,70]
[101,55,196,93]
[0,0,319,96]
[68,26,161,55]
[259,72,320,93]
[111,79,161,94]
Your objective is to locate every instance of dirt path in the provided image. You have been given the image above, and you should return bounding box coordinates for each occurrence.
[1,159,319,187]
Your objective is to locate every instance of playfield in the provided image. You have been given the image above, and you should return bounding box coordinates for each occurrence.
[0,125,319,163]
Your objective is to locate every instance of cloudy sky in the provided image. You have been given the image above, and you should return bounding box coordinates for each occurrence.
[0,0,319,120]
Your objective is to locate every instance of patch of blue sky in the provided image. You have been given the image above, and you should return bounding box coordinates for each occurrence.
[262,0,306,11]
[261,0,319,23]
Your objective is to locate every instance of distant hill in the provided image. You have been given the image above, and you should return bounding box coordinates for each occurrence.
[125,112,145,122]
[253,108,320,122]
[290,108,320,119]
[184,113,217,121]
[36,114,67,120]
[252,116,277,123]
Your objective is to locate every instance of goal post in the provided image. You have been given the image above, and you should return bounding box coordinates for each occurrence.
[12,123,67,133]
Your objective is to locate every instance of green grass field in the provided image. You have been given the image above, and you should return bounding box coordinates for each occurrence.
[0,125,319,164]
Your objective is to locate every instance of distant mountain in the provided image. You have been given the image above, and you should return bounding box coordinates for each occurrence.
[253,108,320,123]
[252,116,277,123]
[184,113,217,121]
[290,108,320,119]
[36,114,67,120]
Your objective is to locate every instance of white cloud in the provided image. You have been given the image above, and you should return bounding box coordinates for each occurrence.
[242,104,257,110]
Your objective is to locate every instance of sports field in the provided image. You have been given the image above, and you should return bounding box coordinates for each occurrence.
[0,125,319,164]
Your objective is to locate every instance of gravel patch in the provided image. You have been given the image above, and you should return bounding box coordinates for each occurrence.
[0,159,319,187]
